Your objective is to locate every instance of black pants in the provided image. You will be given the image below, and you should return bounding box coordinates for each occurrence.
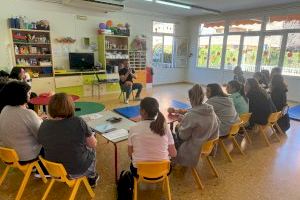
[19,148,48,174]
[173,127,184,150]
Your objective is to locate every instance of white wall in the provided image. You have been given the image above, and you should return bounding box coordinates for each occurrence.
[0,0,188,85]
[187,2,300,102]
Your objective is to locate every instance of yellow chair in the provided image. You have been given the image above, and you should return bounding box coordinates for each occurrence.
[192,138,219,190]
[134,160,171,200]
[39,156,95,200]
[258,112,282,146]
[239,113,252,144]
[219,121,245,162]
[0,147,47,200]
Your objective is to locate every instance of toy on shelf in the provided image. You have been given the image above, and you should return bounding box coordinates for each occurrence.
[8,16,50,30]
[130,35,147,51]
[10,26,54,78]
[98,20,130,36]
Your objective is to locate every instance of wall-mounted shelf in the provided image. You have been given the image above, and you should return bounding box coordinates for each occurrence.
[98,34,129,73]
[11,28,50,33]
[10,28,54,78]
[129,50,146,70]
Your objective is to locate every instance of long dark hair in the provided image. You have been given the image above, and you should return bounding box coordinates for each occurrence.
[261,70,270,85]
[246,78,262,95]
[207,83,227,98]
[0,81,31,107]
[9,67,23,80]
[270,74,287,92]
[140,97,166,136]
[270,67,282,79]
[228,80,248,102]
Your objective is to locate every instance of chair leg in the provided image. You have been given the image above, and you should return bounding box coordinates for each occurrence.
[219,140,233,162]
[191,168,204,190]
[242,126,252,144]
[165,177,172,200]
[275,122,285,135]
[42,179,55,200]
[206,156,219,178]
[0,166,10,186]
[133,178,138,200]
[82,177,95,198]
[259,126,271,146]
[131,90,135,100]
[232,137,245,155]
[271,126,281,142]
[15,164,34,200]
[69,180,81,200]
[34,162,47,183]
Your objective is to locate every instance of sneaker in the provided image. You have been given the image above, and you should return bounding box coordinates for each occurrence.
[34,172,51,178]
[125,99,129,104]
[88,173,100,188]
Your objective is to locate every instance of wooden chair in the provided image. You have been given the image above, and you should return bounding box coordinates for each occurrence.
[0,147,47,200]
[219,121,244,162]
[192,138,219,190]
[239,113,253,144]
[134,160,171,200]
[39,156,95,200]
[258,111,282,146]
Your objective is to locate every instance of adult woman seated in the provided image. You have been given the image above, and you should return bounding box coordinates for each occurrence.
[173,84,219,167]
[128,97,177,176]
[9,67,36,110]
[38,93,99,187]
[226,80,249,115]
[253,72,268,89]
[233,66,245,85]
[245,78,276,127]
[0,81,43,164]
[270,74,290,132]
[206,83,239,137]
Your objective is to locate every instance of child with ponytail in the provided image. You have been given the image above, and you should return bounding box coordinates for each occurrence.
[226,80,249,115]
[128,97,177,176]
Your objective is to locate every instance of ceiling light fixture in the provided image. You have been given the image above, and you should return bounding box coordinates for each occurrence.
[144,0,153,1]
[156,0,191,9]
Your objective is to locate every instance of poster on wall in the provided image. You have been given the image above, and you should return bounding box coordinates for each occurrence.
[175,37,188,67]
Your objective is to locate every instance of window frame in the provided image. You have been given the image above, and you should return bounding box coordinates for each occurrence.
[196,14,300,77]
[152,21,176,68]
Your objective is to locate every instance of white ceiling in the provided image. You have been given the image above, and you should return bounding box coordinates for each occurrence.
[124,0,298,16]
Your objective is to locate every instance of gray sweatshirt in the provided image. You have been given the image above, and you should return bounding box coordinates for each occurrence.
[176,103,219,167]
[206,96,240,137]
[0,106,42,161]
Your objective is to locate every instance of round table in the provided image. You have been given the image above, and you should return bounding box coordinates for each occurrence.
[29,94,80,105]
[29,94,80,113]
[75,102,105,116]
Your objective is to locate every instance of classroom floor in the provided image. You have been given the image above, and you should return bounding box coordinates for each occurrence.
[1,83,300,200]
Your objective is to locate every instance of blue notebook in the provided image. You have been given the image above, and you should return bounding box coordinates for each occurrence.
[95,124,114,133]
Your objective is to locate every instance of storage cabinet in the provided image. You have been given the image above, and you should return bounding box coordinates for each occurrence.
[31,77,55,94]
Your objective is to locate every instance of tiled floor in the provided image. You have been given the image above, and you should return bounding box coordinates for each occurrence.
[0,83,300,200]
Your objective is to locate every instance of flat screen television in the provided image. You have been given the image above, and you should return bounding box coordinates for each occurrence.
[69,53,94,71]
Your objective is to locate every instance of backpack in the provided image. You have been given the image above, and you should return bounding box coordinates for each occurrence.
[117,170,134,200]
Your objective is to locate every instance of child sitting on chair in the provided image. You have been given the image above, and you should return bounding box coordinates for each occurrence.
[128,97,177,176]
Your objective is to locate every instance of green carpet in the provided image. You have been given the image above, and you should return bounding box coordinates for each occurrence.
[75,102,105,116]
